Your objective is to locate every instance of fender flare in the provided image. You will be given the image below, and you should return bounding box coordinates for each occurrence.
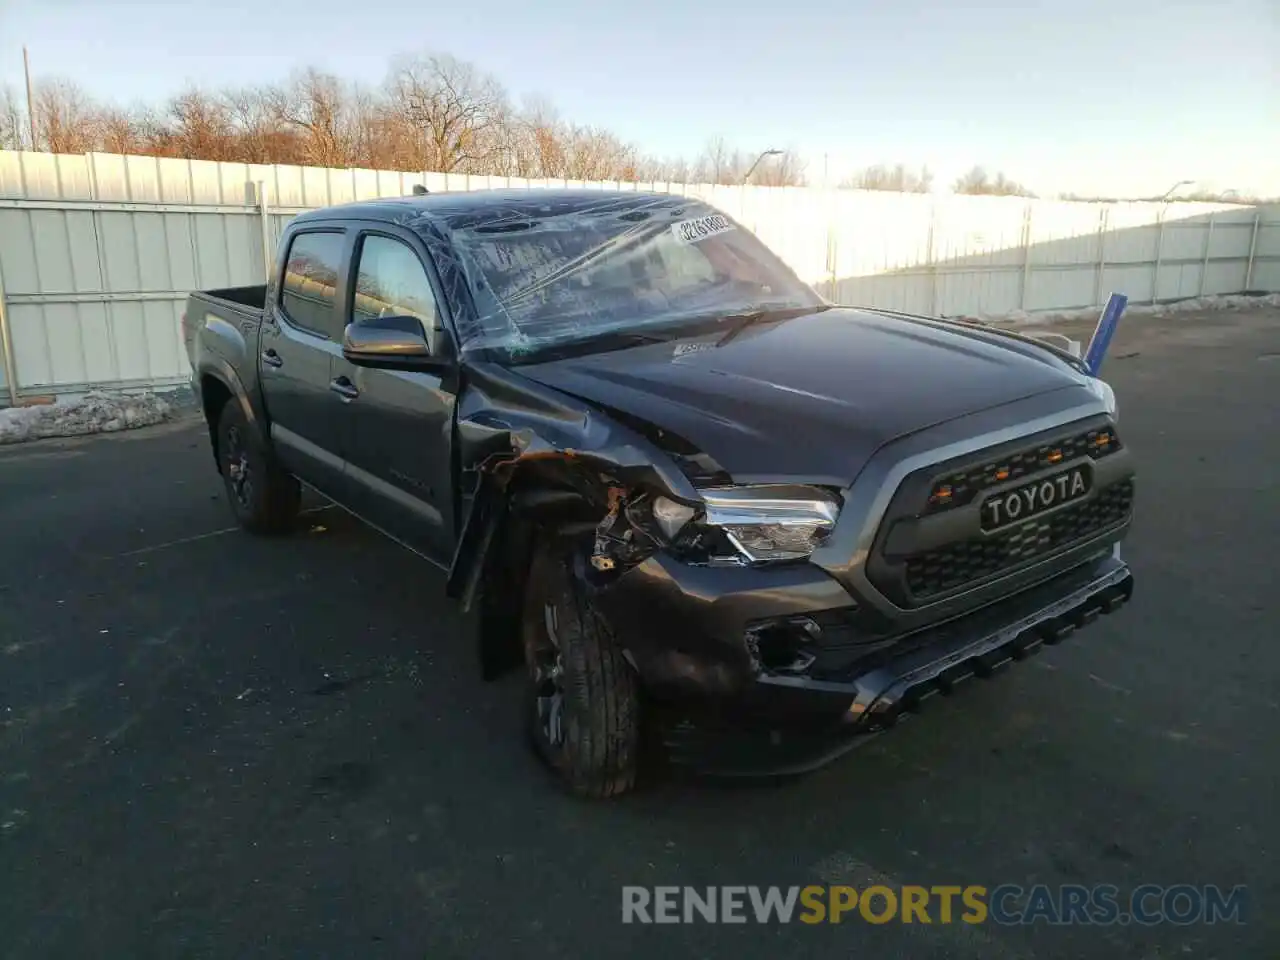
[197,358,269,462]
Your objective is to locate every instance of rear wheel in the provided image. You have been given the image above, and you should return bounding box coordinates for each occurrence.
[523,538,640,798]
[216,399,300,534]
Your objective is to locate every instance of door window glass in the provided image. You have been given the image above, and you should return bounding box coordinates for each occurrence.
[280,231,344,338]
[351,235,439,331]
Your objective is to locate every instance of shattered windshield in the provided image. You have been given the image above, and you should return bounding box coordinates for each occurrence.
[446,197,823,357]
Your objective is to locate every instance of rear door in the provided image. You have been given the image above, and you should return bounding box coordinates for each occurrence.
[330,225,458,565]
[259,226,350,497]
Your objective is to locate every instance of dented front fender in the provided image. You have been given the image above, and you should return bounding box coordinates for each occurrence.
[446,360,701,610]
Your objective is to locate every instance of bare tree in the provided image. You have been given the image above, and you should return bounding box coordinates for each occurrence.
[269,69,356,168]
[387,54,508,173]
[690,138,805,186]
[503,96,567,179]
[751,150,806,187]
[32,79,99,153]
[560,126,634,181]
[346,86,389,169]
[843,163,932,193]
[635,154,692,183]
[695,136,739,183]
[164,88,236,160]
[96,107,135,154]
[1,86,27,150]
[223,85,285,163]
[953,165,1034,197]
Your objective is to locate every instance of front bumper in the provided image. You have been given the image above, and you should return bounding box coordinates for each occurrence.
[594,550,1133,777]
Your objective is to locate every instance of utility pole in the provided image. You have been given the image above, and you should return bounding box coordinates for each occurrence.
[23,46,37,149]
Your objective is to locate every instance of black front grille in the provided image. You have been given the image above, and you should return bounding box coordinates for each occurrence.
[926,426,1121,513]
[905,479,1134,600]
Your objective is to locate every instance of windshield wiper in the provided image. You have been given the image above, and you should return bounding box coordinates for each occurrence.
[505,327,672,364]
[714,304,829,347]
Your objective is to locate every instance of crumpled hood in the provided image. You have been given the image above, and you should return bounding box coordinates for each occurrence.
[515,307,1086,484]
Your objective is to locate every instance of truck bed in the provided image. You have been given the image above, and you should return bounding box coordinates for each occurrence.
[183,285,267,372]
[198,285,268,313]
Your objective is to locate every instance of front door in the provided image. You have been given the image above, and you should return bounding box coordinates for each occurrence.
[331,229,457,565]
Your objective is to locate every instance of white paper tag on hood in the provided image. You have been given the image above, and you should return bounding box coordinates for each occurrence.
[671,213,736,245]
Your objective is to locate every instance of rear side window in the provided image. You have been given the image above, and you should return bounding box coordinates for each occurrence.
[280,231,344,338]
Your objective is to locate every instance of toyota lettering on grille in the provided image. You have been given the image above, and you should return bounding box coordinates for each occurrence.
[981,466,1091,531]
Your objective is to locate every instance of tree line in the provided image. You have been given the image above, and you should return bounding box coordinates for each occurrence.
[0,53,807,186]
[11,54,1253,201]
[0,50,1029,193]
[840,164,1036,197]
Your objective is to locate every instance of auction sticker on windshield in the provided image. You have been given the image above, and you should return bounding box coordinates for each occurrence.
[671,214,736,245]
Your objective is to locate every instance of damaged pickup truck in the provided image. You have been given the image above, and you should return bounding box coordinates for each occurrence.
[184,190,1135,797]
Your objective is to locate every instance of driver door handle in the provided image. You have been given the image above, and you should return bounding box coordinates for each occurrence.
[261,349,283,368]
[329,376,359,401]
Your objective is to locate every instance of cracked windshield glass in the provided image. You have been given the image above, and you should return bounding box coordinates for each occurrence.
[448,197,824,355]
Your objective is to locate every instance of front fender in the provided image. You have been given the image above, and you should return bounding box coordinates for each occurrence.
[448,362,702,601]
[446,361,703,680]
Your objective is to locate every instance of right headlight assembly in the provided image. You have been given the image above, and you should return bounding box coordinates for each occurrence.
[1085,376,1118,420]
[652,485,840,563]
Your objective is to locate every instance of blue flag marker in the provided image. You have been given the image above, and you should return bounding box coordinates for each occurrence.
[1083,292,1128,377]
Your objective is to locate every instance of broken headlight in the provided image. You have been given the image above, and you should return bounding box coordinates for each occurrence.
[653,485,840,563]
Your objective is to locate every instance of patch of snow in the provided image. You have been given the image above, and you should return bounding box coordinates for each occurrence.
[970,293,1280,327]
[0,391,175,445]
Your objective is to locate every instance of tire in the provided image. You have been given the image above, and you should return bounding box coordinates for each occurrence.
[522,538,640,798]
[216,399,300,535]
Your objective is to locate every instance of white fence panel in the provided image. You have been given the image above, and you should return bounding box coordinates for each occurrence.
[0,150,1277,403]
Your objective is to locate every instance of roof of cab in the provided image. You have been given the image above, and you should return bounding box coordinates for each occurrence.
[290,188,694,230]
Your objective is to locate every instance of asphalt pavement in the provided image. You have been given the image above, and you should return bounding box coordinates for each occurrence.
[1,308,1277,959]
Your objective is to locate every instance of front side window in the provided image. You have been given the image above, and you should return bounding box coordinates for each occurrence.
[447,197,823,358]
[280,231,344,338]
[351,235,438,330]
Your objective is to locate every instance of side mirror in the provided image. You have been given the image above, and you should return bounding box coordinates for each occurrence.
[343,315,445,371]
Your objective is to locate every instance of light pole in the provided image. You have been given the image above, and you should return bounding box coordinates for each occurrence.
[1158,179,1194,201]
[743,149,783,185]
[23,46,37,149]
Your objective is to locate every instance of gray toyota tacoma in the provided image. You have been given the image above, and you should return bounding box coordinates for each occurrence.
[184,190,1135,798]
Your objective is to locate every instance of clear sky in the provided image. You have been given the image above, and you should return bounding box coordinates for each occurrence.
[2,0,1277,197]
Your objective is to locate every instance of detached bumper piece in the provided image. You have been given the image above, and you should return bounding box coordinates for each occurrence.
[660,556,1133,778]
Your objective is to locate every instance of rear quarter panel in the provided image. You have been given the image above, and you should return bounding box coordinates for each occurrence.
[186,291,267,438]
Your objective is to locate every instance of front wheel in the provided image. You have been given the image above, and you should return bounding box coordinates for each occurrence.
[216,399,300,534]
[523,539,640,798]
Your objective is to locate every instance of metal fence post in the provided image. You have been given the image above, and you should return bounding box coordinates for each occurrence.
[1244,211,1261,291]
[256,181,272,282]
[927,199,939,315]
[1019,201,1034,309]
[827,222,838,300]
[1198,211,1215,296]
[1151,207,1166,304]
[1093,206,1110,306]
[0,258,19,407]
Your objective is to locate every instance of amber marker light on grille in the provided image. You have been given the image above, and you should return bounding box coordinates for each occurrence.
[930,485,953,505]
[995,466,1010,481]
[1047,449,1064,464]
